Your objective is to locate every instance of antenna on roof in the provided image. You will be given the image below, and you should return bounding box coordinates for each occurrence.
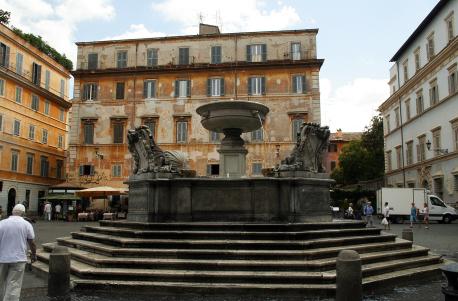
[198,12,204,24]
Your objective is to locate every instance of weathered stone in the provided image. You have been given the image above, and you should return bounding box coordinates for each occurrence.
[402,228,413,241]
[48,246,71,301]
[336,250,362,301]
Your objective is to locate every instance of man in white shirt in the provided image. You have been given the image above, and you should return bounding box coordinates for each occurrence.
[0,204,36,301]
[44,202,52,221]
[54,203,62,221]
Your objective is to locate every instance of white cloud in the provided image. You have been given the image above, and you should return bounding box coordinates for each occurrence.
[103,24,166,40]
[152,0,301,34]
[321,78,389,132]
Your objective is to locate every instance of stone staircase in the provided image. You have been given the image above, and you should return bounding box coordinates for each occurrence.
[32,220,443,297]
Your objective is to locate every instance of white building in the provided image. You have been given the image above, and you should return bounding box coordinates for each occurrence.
[379,0,458,205]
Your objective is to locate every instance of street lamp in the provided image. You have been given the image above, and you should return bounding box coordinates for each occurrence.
[426,140,448,155]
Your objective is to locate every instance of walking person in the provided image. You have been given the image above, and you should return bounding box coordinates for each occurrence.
[381,202,391,230]
[423,202,430,229]
[410,202,419,228]
[43,202,52,221]
[364,201,374,227]
[0,204,37,301]
[54,203,62,221]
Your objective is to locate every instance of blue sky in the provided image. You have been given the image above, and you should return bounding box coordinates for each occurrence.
[1,0,439,131]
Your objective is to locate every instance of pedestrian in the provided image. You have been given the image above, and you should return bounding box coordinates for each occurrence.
[423,202,430,229]
[346,203,354,219]
[410,202,418,228]
[381,202,391,230]
[44,202,52,221]
[54,203,62,221]
[0,204,37,301]
[364,200,374,227]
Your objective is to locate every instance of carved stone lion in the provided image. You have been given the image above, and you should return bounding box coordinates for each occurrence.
[278,123,330,173]
[127,126,189,175]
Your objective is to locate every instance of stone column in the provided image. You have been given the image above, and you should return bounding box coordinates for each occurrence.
[336,250,362,301]
[48,246,71,301]
[402,228,413,241]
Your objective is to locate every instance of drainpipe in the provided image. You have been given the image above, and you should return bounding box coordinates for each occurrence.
[395,61,406,187]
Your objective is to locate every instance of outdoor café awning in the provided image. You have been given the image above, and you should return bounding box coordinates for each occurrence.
[40,194,81,201]
[75,186,126,198]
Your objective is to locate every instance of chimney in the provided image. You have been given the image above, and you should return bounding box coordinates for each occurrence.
[199,23,220,35]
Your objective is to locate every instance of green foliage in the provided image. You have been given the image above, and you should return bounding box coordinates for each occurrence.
[11,27,73,71]
[0,10,10,25]
[331,115,384,185]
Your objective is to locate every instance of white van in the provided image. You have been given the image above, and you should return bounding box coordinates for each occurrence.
[376,188,457,224]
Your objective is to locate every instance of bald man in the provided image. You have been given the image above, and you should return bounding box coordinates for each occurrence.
[0,204,36,301]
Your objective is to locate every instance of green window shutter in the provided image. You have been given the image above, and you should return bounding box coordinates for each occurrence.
[246,45,251,62]
[261,44,267,62]
[151,81,156,98]
[4,45,9,67]
[174,80,179,97]
[116,82,124,99]
[261,77,266,95]
[248,78,252,95]
[82,84,88,101]
[220,78,225,96]
[301,76,306,93]
[79,166,84,176]
[143,81,148,98]
[292,76,297,93]
[92,84,97,100]
[207,79,212,96]
[186,80,191,97]
[90,165,95,176]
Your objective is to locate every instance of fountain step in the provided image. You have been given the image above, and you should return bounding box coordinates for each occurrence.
[36,249,440,284]
[82,225,381,240]
[70,231,396,250]
[40,242,428,272]
[54,236,411,260]
[99,220,367,231]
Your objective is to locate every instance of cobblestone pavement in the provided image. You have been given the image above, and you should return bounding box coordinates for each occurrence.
[19,220,455,300]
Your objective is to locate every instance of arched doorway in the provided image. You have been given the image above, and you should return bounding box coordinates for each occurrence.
[7,188,16,216]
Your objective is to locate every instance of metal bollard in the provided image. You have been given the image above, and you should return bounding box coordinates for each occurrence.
[336,250,362,301]
[48,246,71,301]
[402,228,413,242]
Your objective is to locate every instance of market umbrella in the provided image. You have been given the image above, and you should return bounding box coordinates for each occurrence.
[75,186,126,210]
[40,194,81,201]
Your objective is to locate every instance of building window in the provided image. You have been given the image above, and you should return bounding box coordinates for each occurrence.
[446,12,455,42]
[251,128,263,142]
[291,42,301,60]
[56,160,63,179]
[44,100,50,115]
[178,47,190,65]
[207,78,224,97]
[31,94,39,111]
[417,135,426,162]
[207,164,220,176]
[416,90,424,115]
[433,177,444,200]
[79,165,94,176]
[452,120,458,151]
[394,107,400,128]
[113,122,124,144]
[414,48,421,72]
[32,62,41,86]
[449,67,457,95]
[405,99,411,121]
[330,161,337,171]
[406,141,413,166]
[82,83,97,101]
[147,48,158,66]
[115,82,125,100]
[59,108,65,122]
[16,53,23,75]
[427,33,435,61]
[40,156,49,177]
[42,129,48,144]
[117,51,128,68]
[176,120,188,143]
[402,60,408,83]
[252,163,263,175]
[44,70,50,90]
[0,114,3,131]
[60,79,65,98]
[88,53,98,69]
[10,150,19,172]
[247,44,266,62]
[432,128,442,156]
[28,125,35,140]
[58,134,63,148]
[0,42,10,67]
[13,119,20,136]
[15,86,22,103]
[209,131,221,143]
[174,79,191,98]
[248,76,266,95]
[0,78,4,96]
[429,79,439,106]
[292,75,306,94]
[292,118,303,142]
[386,150,392,172]
[143,118,157,138]
[385,114,391,133]
[328,143,338,152]
[112,164,122,177]
[211,46,222,64]
[83,122,94,144]
[395,146,402,169]
[26,153,33,175]
[143,80,156,99]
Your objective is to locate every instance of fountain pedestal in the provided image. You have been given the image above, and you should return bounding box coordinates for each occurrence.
[218,128,248,177]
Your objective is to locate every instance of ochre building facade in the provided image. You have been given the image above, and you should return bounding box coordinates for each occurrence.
[0,24,71,215]
[69,25,324,189]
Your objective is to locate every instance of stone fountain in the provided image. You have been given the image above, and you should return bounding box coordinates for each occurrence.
[126,100,333,222]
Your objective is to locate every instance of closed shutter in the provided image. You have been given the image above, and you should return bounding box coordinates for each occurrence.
[261,77,266,95]
[186,80,191,97]
[4,45,9,67]
[82,84,89,101]
[261,44,267,62]
[84,123,93,144]
[91,84,97,100]
[143,81,148,98]
[116,82,125,99]
[113,123,124,143]
[207,79,212,96]
[292,76,298,93]
[16,53,23,74]
[174,80,179,97]
[90,165,95,176]
[248,77,252,95]
[246,45,252,62]
[301,75,306,93]
[220,78,225,96]
[88,53,98,69]
[45,70,50,89]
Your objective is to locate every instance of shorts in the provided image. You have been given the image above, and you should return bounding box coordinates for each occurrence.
[410,215,417,222]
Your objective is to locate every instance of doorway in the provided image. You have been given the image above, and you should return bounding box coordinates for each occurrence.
[7,188,16,216]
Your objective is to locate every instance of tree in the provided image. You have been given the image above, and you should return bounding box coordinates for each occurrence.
[0,10,10,25]
[331,115,384,185]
